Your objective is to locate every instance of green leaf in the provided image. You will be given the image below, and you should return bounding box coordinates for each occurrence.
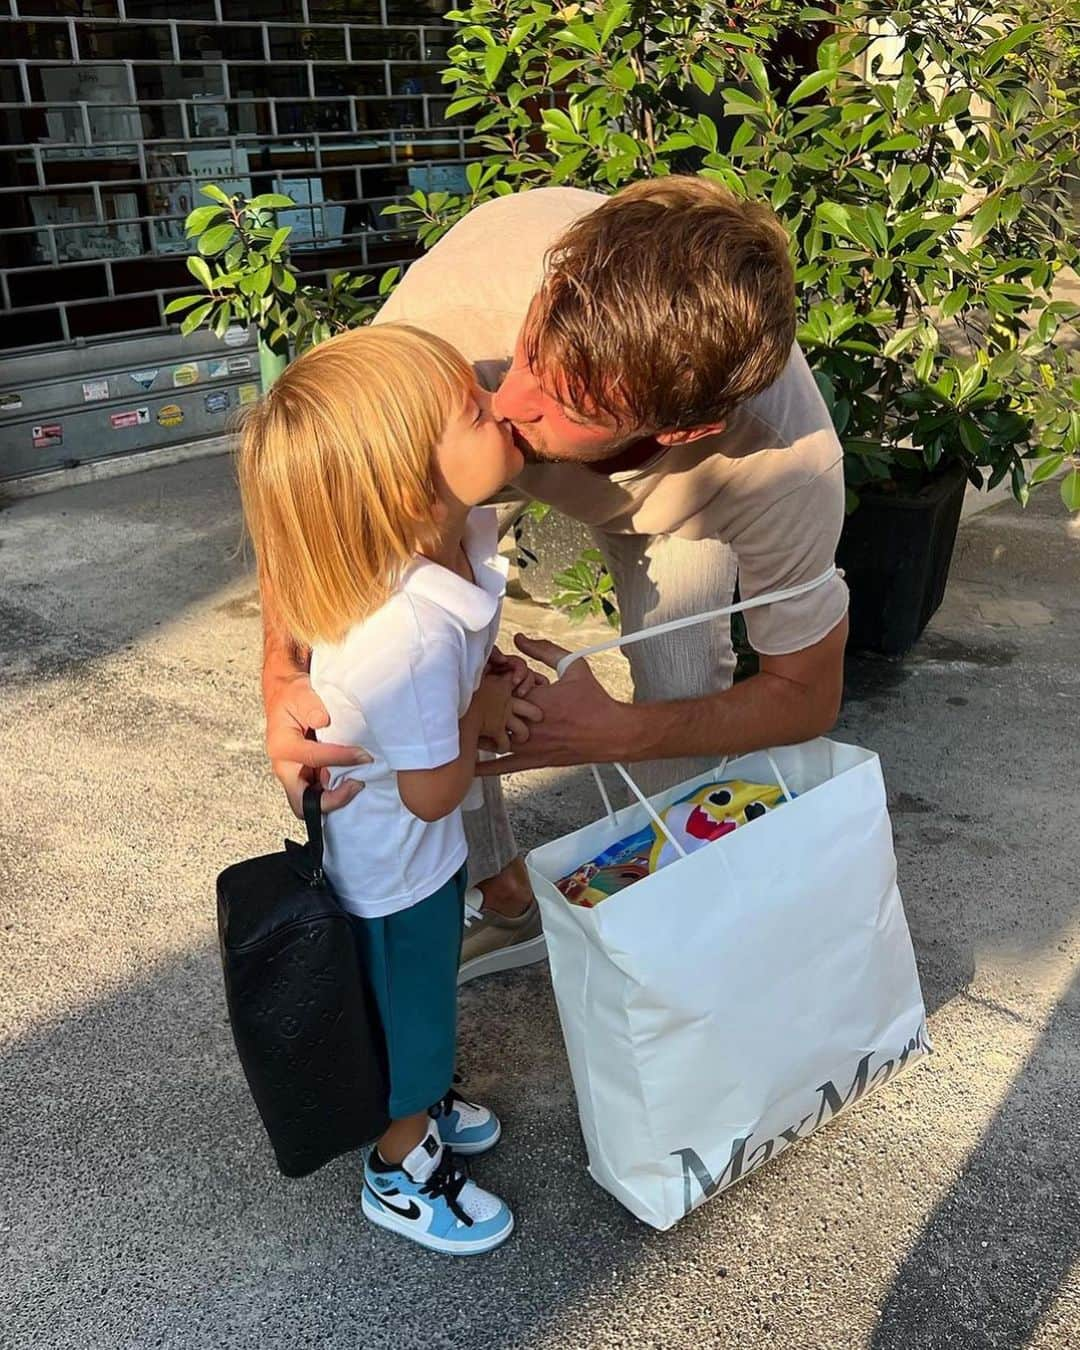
[895,72,917,115]
[956,363,983,404]
[186,254,214,288]
[482,45,507,83]
[742,52,769,95]
[874,134,920,152]
[212,302,234,341]
[562,21,601,54]
[549,57,584,83]
[1061,468,1080,512]
[940,285,970,320]
[883,326,919,358]
[690,63,715,96]
[542,108,583,143]
[599,2,630,47]
[446,95,484,117]
[969,195,1000,247]
[199,184,233,206]
[864,204,888,251]
[696,114,718,154]
[957,418,985,456]
[267,225,292,258]
[163,294,205,316]
[984,22,1041,68]
[1029,452,1065,484]
[816,201,855,240]
[788,68,838,106]
[184,205,228,236]
[198,223,237,256]
[248,193,296,210]
[723,90,765,118]
[179,300,214,335]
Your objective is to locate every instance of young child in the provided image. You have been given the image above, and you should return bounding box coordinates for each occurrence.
[237,324,534,1256]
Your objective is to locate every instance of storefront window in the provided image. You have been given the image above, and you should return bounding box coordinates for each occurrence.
[0,5,463,353]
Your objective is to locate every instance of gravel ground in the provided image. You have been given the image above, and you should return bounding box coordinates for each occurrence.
[1,456,1077,1350]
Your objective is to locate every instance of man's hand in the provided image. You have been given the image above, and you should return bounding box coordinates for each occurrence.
[477,634,635,773]
[476,617,848,776]
[265,670,371,818]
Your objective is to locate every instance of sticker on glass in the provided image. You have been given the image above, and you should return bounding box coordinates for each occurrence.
[0,393,23,412]
[110,407,150,429]
[172,363,199,388]
[32,423,63,448]
[207,358,229,379]
[157,403,184,427]
[129,368,159,391]
[237,383,259,406]
[82,379,110,403]
[204,390,230,414]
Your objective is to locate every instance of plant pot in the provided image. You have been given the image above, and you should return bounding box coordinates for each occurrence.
[258,338,290,392]
[837,462,968,657]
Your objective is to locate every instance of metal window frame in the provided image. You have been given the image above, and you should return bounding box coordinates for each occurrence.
[0,8,469,354]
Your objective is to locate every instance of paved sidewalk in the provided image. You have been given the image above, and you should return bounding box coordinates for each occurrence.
[1,456,1078,1349]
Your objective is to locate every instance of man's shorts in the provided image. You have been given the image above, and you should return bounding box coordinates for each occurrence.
[349,865,466,1119]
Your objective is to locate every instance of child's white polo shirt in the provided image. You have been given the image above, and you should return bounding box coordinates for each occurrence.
[310,507,507,918]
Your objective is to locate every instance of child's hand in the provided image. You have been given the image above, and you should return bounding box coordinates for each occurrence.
[486,646,550,698]
[476,670,516,751]
[476,671,544,753]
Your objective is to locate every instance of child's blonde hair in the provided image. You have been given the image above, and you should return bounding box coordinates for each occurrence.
[237,323,474,648]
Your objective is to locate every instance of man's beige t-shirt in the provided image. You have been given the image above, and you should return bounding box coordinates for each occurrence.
[376,186,848,656]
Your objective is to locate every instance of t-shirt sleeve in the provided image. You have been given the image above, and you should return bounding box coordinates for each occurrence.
[356,633,469,771]
[728,457,850,656]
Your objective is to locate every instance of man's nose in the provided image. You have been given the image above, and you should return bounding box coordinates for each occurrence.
[493,366,543,422]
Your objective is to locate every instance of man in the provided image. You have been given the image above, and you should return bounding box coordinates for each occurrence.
[261,176,849,982]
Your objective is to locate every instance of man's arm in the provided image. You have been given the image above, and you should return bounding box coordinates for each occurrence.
[476,616,847,774]
[260,579,370,816]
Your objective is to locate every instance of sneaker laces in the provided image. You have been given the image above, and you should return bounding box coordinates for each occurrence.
[419,1149,473,1227]
[431,1085,482,1124]
[464,900,485,928]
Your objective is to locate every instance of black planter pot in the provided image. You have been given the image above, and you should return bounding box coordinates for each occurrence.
[837,462,968,657]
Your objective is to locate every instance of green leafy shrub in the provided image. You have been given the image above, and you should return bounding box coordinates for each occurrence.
[390,0,1080,513]
[164,185,398,365]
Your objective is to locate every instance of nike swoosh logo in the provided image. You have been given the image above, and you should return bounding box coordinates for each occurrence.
[366,1185,420,1220]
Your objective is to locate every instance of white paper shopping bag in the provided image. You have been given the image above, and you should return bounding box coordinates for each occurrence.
[526,573,930,1230]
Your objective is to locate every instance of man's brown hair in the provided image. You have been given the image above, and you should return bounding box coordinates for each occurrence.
[526,176,796,432]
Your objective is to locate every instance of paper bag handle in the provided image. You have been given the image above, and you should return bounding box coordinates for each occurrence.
[554,565,837,679]
[556,568,834,839]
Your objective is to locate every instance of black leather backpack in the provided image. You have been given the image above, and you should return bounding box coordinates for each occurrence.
[216,788,389,1177]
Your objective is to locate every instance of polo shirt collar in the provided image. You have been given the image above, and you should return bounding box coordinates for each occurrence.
[401,507,508,632]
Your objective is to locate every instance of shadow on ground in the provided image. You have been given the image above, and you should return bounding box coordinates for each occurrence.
[2,462,1079,1348]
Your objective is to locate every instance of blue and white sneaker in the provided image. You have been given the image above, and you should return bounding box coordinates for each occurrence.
[361,1120,513,1256]
[429,1088,502,1156]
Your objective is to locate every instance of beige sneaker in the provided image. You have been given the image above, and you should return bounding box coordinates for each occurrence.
[458,889,547,985]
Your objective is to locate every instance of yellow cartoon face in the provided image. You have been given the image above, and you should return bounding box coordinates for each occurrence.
[648,779,787,871]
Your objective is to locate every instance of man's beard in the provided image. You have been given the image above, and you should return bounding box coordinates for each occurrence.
[510,423,637,465]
